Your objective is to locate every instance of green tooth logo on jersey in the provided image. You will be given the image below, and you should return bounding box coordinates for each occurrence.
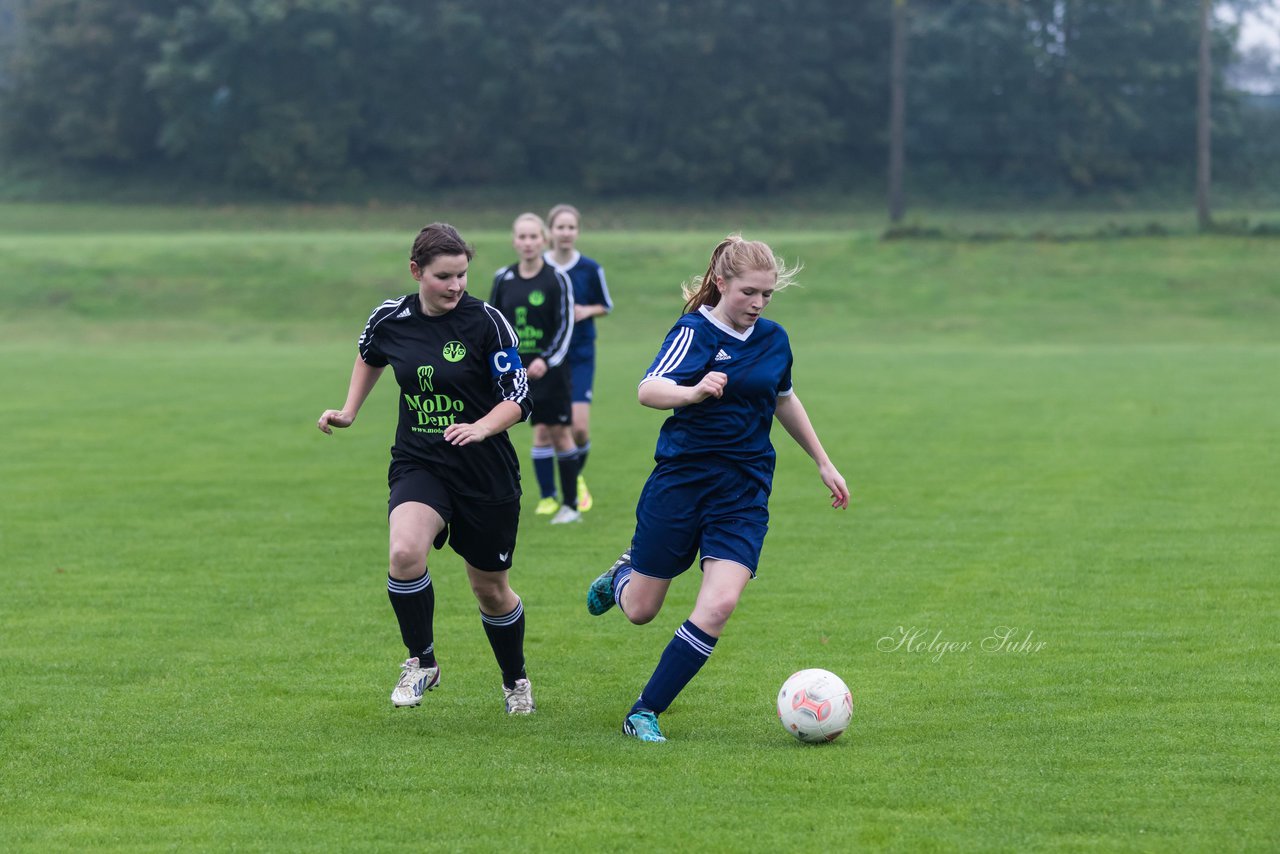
[528,290,545,307]
[417,365,434,392]
[443,341,466,362]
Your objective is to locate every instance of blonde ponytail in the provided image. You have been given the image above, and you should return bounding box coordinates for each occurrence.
[681,234,800,314]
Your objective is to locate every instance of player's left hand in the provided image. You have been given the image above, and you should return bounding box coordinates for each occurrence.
[819,463,850,509]
[443,422,490,446]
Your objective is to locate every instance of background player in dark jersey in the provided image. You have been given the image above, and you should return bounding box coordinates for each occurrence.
[545,204,612,513]
[584,235,851,743]
[317,223,539,715]
[491,212,581,525]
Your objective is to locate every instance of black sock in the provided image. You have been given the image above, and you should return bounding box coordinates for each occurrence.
[387,569,436,666]
[557,450,580,509]
[577,441,590,474]
[480,598,526,688]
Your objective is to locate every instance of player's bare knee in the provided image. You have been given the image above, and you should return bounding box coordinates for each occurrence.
[623,602,660,625]
[388,543,424,578]
[692,601,736,633]
[625,610,657,626]
[470,579,510,611]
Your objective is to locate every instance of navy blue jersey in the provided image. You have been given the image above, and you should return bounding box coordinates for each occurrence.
[544,250,611,354]
[639,306,793,491]
[490,262,575,367]
[358,292,530,501]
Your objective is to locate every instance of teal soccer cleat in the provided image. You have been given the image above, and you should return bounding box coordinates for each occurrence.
[587,550,630,616]
[622,710,666,743]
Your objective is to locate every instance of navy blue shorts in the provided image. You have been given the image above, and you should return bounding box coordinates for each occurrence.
[569,350,595,404]
[630,461,770,579]
[387,461,520,572]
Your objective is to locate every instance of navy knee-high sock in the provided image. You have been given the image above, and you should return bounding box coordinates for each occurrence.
[387,569,436,666]
[531,445,557,499]
[632,620,717,715]
[612,563,634,616]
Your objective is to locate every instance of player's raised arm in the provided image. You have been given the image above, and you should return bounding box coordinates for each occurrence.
[637,371,727,409]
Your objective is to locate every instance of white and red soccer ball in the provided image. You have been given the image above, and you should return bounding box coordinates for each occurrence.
[777,668,853,743]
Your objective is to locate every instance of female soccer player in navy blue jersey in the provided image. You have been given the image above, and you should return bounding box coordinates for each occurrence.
[586,234,850,743]
[545,204,613,513]
[317,223,539,715]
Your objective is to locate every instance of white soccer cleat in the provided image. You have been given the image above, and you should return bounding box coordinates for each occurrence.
[503,678,536,715]
[549,505,582,525]
[391,657,440,708]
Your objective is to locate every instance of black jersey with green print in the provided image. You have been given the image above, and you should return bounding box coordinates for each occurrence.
[357,292,531,501]
[489,262,575,368]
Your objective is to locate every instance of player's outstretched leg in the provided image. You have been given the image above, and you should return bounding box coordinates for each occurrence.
[587,548,633,615]
[391,657,440,708]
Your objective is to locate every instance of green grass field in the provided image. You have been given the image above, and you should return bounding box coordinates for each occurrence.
[2,205,1278,851]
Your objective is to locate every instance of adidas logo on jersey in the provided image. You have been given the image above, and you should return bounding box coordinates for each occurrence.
[714,349,732,362]
[396,308,412,319]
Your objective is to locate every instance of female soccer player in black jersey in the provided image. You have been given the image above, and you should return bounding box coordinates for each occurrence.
[317,223,537,714]
[491,212,581,525]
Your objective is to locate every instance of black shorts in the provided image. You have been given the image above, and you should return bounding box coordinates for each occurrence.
[528,362,572,426]
[387,461,520,572]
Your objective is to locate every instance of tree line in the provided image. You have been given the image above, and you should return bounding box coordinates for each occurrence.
[0,0,1272,200]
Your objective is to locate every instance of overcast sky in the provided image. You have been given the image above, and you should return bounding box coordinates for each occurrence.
[1231,2,1278,93]
[1237,2,1278,49]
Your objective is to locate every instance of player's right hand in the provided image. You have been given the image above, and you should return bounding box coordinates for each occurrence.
[317,409,354,434]
[693,371,728,402]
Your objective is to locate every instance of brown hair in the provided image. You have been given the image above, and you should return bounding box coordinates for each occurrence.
[547,204,581,229]
[410,223,474,267]
[681,234,800,314]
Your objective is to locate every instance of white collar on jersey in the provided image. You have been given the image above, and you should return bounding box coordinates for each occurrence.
[699,305,756,341]
[543,249,580,272]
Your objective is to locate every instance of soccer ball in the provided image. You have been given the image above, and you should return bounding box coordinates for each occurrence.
[777,668,853,743]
